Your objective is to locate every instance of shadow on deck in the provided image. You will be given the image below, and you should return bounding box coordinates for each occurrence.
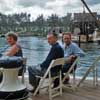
[28,79,100,100]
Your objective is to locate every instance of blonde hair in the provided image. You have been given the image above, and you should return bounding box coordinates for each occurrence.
[5,32,18,41]
[63,32,71,38]
[62,32,71,43]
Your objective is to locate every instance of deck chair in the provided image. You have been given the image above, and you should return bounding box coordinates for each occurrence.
[0,71,3,83]
[62,56,80,91]
[33,58,65,100]
[19,58,27,83]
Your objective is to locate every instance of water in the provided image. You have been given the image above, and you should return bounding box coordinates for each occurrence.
[0,36,100,77]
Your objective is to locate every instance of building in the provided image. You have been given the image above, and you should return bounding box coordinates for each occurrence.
[73,12,97,35]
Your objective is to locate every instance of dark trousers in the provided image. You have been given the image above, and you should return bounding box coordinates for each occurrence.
[28,65,61,89]
[62,62,77,74]
[28,65,46,90]
[50,63,77,87]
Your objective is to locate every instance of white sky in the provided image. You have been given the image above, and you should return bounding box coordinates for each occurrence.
[0,0,100,20]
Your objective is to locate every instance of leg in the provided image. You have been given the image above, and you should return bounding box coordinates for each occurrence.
[53,78,59,88]
[0,72,3,83]
[28,65,45,93]
[62,64,71,84]
[28,66,40,89]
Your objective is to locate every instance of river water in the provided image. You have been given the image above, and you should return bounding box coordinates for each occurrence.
[0,36,100,77]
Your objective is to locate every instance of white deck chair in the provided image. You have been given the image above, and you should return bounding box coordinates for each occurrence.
[33,58,65,100]
[21,58,27,83]
[62,56,80,91]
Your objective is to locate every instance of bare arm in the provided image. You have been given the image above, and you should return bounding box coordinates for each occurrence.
[65,55,76,64]
[4,44,19,56]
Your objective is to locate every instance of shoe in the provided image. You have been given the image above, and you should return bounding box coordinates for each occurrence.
[53,78,59,88]
[63,77,70,84]
[53,84,59,88]
[63,80,69,84]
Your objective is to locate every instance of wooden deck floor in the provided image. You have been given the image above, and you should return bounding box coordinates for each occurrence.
[28,80,100,100]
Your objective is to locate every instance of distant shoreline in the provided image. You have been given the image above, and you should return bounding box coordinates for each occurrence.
[0,34,46,38]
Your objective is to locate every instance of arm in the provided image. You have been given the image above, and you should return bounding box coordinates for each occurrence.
[41,44,64,69]
[40,46,57,69]
[4,44,19,56]
[65,55,77,64]
[64,43,85,63]
[73,43,85,57]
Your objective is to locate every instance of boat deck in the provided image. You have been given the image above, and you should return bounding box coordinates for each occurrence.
[28,79,100,100]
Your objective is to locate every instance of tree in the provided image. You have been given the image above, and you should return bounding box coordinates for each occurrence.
[35,14,46,35]
[62,13,72,31]
[47,14,60,28]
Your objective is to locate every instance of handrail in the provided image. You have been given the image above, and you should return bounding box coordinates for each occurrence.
[77,55,100,87]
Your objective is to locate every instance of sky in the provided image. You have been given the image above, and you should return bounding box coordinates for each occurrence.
[0,0,100,20]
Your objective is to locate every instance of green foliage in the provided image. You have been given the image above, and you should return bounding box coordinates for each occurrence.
[0,12,73,36]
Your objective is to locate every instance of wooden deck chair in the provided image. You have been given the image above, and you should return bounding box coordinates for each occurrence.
[62,56,80,91]
[22,58,27,83]
[33,58,65,100]
[19,58,27,83]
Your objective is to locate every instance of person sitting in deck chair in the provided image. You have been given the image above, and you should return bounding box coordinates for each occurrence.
[28,31,64,93]
[0,32,23,82]
[62,32,85,83]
